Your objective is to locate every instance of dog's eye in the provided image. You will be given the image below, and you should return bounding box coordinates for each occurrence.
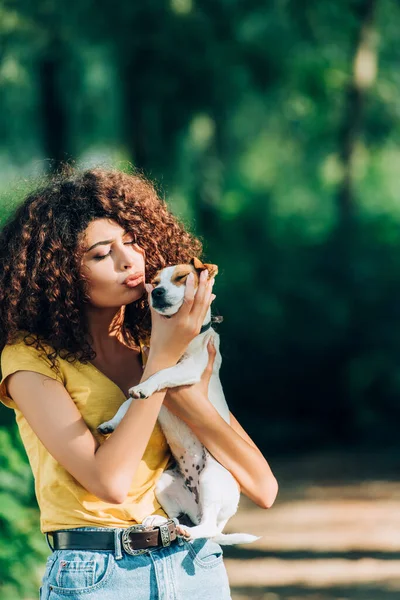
[176,274,189,281]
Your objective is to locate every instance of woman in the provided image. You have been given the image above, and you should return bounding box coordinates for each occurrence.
[0,168,278,599]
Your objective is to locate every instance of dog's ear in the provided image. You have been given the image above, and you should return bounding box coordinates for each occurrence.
[190,257,218,279]
[191,257,205,270]
[203,263,218,278]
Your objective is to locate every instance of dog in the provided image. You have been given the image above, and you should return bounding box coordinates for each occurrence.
[98,258,258,545]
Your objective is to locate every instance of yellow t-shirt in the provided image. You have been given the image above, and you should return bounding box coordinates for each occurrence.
[0,336,172,533]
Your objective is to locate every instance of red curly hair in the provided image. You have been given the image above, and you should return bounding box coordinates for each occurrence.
[0,168,203,370]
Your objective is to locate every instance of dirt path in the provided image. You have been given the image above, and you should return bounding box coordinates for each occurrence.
[223,447,400,600]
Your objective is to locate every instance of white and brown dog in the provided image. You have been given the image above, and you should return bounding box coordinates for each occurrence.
[98,258,257,545]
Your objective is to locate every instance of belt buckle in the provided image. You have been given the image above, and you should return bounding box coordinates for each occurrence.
[121,524,148,556]
[159,521,171,548]
[121,520,173,555]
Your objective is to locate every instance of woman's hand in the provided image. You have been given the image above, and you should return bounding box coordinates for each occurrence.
[162,337,217,425]
[144,270,215,368]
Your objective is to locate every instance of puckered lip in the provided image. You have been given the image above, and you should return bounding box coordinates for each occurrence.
[122,272,144,285]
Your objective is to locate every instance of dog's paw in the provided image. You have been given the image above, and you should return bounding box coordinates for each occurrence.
[130,389,147,399]
[142,515,169,529]
[129,384,151,399]
[97,421,115,435]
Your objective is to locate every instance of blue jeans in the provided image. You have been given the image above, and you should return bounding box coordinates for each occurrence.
[40,527,232,600]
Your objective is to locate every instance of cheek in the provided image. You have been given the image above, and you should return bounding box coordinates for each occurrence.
[168,284,187,303]
[84,275,119,308]
[81,263,113,298]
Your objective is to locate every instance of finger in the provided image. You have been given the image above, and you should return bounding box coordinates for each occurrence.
[197,288,216,330]
[179,272,196,316]
[201,341,216,384]
[144,283,153,302]
[205,338,217,372]
[207,337,216,355]
[144,283,164,324]
[191,273,214,323]
[190,269,209,314]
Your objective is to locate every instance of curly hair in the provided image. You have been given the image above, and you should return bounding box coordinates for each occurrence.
[0,167,203,370]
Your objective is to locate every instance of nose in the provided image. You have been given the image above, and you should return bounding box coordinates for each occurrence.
[120,246,135,270]
[152,287,166,299]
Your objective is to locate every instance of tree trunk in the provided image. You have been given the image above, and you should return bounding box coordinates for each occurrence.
[38,38,69,173]
[337,0,378,225]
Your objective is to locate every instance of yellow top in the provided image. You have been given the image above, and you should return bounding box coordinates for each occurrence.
[0,336,171,533]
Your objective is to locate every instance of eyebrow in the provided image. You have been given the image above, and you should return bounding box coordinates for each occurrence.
[85,232,133,253]
[85,240,114,253]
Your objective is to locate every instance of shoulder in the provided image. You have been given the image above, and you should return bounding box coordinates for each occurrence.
[1,333,64,408]
[2,332,57,366]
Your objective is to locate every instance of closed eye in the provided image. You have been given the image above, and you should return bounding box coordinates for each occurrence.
[93,251,111,261]
[176,274,189,281]
[92,240,136,260]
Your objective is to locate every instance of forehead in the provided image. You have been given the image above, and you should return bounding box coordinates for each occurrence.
[154,265,194,282]
[84,219,126,242]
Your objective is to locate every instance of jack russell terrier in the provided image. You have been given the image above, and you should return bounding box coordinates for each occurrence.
[98,258,258,545]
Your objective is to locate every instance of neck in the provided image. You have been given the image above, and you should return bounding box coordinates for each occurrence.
[85,305,125,353]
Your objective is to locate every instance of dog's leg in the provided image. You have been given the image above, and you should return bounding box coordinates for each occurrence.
[177,503,221,540]
[98,353,203,433]
[155,467,200,525]
[177,458,240,540]
[129,355,201,399]
[141,468,201,538]
[97,398,132,434]
[178,461,259,545]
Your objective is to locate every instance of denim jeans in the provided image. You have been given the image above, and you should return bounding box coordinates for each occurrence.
[40,527,232,600]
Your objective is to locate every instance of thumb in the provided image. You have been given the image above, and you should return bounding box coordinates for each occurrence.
[145,283,165,328]
[144,283,154,306]
[144,283,160,321]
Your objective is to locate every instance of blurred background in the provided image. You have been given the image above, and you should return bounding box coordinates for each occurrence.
[1,0,400,598]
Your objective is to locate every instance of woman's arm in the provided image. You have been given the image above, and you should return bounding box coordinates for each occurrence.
[163,341,278,509]
[165,390,278,509]
[6,354,171,504]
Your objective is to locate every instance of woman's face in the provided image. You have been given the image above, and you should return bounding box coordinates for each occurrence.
[81,218,146,308]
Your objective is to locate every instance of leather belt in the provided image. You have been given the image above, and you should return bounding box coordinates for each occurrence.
[47,520,178,556]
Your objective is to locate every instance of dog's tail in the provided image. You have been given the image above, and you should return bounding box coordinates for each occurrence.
[211,532,260,546]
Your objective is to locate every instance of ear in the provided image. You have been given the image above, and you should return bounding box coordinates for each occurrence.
[190,257,218,279]
[203,263,218,278]
[191,257,205,270]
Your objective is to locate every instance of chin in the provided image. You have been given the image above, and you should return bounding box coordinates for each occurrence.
[122,289,146,305]
[153,301,183,316]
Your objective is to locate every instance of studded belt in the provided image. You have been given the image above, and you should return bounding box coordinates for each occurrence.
[47,520,178,556]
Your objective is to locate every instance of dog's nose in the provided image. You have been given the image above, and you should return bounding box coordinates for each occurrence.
[152,287,166,299]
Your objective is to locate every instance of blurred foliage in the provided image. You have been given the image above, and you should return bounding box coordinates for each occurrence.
[1,0,400,596]
[0,428,48,599]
